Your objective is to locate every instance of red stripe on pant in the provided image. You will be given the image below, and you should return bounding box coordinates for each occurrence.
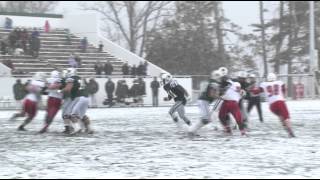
[270,100,290,120]
[46,97,62,120]
[23,99,37,119]
[219,100,243,128]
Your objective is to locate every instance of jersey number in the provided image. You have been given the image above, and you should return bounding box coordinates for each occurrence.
[168,90,177,98]
[266,85,280,97]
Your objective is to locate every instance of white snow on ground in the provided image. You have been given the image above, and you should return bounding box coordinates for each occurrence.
[0,100,320,178]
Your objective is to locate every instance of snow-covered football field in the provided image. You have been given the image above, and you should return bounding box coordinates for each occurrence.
[0,100,320,178]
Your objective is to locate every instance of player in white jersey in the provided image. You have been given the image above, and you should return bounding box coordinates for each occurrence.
[9,72,46,131]
[219,78,247,136]
[259,73,295,137]
[39,70,65,133]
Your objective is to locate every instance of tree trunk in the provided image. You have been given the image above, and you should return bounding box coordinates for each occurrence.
[274,1,284,74]
[127,1,137,53]
[260,1,268,77]
[287,1,295,98]
[214,2,225,63]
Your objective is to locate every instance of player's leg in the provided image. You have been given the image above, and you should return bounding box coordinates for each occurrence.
[230,101,246,135]
[176,103,191,126]
[40,97,62,133]
[278,102,295,137]
[169,101,182,123]
[18,100,37,131]
[77,97,92,133]
[256,99,264,123]
[270,101,295,137]
[239,99,249,129]
[189,100,210,134]
[70,97,90,134]
[9,100,27,121]
[82,115,93,134]
[61,98,75,133]
[247,98,254,114]
[218,101,232,134]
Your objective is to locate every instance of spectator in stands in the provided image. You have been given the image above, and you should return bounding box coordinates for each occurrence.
[104,60,113,75]
[9,29,18,50]
[16,28,22,41]
[129,79,140,104]
[94,60,103,75]
[151,77,160,107]
[80,37,88,53]
[21,29,29,54]
[31,28,40,39]
[13,79,26,107]
[0,39,8,55]
[105,77,115,106]
[65,29,72,45]
[68,53,78,68]
[137,61,145,76]
[122,61,129,75]
[98,41,104,52]
[116,80,129,103]
[131,64,137,77]
[75,54,82,67]
[137,77,146,106]
[30,36,40,58]
[4,17,13,30]
[87,78,99,108]
[143,61,148,76]
[44,20,50,33]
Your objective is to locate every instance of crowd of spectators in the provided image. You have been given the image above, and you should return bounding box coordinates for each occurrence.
[103,77,147,107]
[0,27,41,58]
[121,61,148,77]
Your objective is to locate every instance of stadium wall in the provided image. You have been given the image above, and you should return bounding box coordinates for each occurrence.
[0,77,192,108]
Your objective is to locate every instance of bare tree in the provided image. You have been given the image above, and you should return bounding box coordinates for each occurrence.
[81,1,173,56]
[213,1,226,63]
[0,1,58,13]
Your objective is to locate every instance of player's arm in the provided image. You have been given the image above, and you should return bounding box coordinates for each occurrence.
[60,78,74,93]
[164,94,172,101]
[175,85,189,97]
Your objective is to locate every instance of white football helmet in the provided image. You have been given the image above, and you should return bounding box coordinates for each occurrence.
[161,73,173,85]
[210,70,223,81]
[267,73,277,82]
[248,73,256,78]
[218,67,228,76]
[50,70,60,78]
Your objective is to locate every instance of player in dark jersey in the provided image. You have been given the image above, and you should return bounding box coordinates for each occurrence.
[161,73,191,127]
[189,70,221,135]
[59,68,82,134]
[247,74,264,122]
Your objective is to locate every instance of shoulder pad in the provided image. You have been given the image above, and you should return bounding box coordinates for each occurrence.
[169,80,178,88]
